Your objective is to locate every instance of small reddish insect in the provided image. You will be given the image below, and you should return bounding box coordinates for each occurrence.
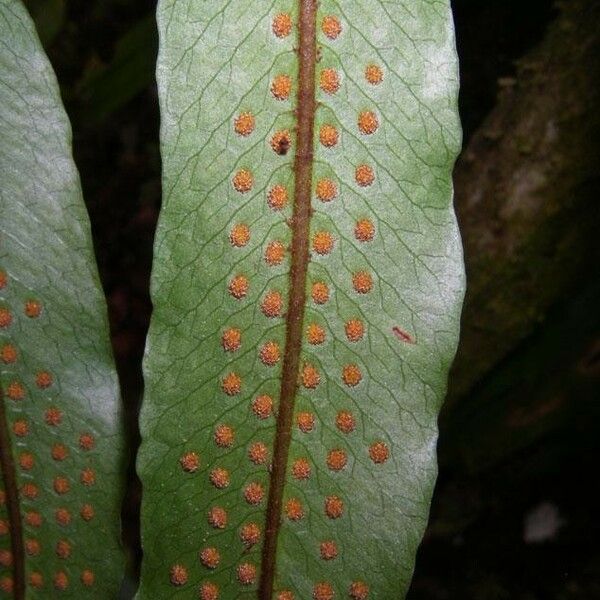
[392,326,415,343]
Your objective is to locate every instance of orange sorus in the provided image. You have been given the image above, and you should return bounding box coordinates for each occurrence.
[234,112,255,136]
[271,74,292,100]
[319,68,340,95]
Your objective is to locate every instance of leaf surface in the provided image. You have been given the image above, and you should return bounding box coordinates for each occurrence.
[0,0,125,596]
[139,1,463,598]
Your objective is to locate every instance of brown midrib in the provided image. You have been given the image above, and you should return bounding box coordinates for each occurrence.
[0,387,25,599]
[258,0,317,597]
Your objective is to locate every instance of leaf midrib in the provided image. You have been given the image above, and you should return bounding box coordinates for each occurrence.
[258,1,317,597]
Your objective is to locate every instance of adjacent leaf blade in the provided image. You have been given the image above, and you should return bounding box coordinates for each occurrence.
[139,1,463,598]
[0,0,125,595]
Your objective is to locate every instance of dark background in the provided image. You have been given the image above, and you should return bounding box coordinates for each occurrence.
[23,0,600,597]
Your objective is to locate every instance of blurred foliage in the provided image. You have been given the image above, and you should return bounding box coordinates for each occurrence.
[76,14,157,123]
[24,0,65,46]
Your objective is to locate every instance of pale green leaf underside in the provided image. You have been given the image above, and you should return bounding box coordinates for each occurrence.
[139,0,463,598]
[0,0,124,596]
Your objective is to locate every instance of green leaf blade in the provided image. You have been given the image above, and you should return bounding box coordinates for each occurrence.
[0,0,125,595]
[140,0,463,598]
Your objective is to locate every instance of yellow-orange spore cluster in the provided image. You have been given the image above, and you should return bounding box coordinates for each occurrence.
[319,68,340,95]
[315,178,337,202]
[271,74,292,100]
[272,13,293,38]
[234,112,255,136]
